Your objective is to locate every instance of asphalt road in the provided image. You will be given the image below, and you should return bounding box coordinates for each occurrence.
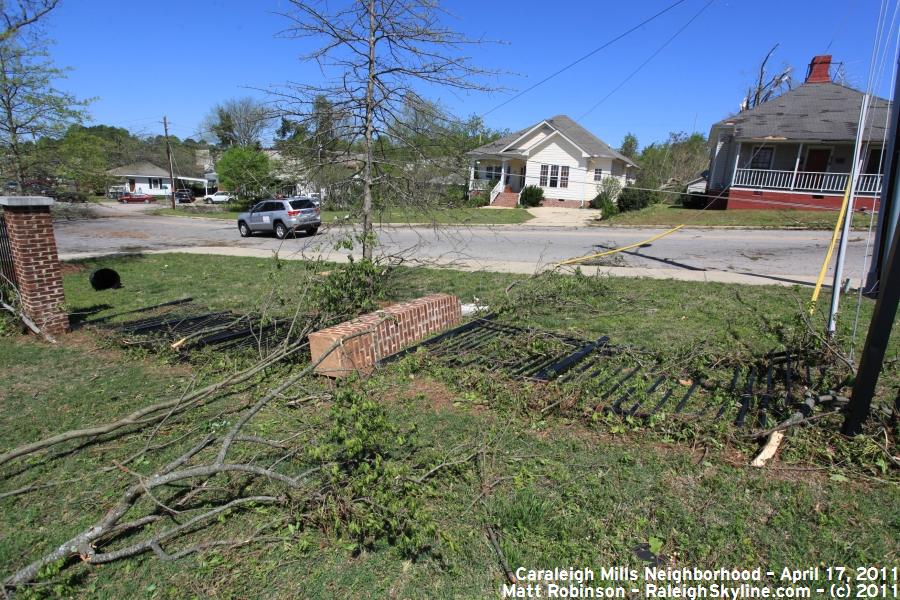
[53,204,872,285]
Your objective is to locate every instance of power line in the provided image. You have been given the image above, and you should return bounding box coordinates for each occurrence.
[480,0,689,118]
[578,0,715,120]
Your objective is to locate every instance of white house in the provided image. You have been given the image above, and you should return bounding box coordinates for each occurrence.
[466,115,637,208]
[106,162,208,197]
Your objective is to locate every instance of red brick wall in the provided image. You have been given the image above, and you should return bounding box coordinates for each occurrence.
[727,188,880,211]
[308,293,462,377]
[3,206,68,335]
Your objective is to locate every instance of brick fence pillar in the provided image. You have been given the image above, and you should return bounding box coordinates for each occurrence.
[0,196,69,336]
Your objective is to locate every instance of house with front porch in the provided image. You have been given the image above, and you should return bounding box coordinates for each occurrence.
[466,115,637,208]
[106,162,209,197]
[705,55,890,210]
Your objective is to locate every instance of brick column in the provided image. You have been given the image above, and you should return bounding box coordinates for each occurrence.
[1,197,68,336]
[308,293,462,377]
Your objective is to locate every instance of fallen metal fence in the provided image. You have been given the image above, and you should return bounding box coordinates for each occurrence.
[383,316,832,429]
[0,213,17,290]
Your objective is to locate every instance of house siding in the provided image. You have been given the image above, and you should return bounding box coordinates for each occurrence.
[127,176,172,196]
[526,136,589,203]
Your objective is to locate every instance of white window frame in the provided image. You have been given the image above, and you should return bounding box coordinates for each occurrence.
[749,145,775,170]
[594,167,603,182]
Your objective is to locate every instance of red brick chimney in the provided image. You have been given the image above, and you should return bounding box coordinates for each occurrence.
[805,55,832,83]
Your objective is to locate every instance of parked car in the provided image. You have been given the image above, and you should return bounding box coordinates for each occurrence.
[237,198,320,239]
[119,192,156,204]
[175,190,194,204]
[204,191,233,204]
[107,185,126,200]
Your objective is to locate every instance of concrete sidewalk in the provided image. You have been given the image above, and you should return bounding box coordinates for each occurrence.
[60,245,823,288]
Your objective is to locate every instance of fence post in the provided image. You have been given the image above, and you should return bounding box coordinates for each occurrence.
[0,196,69,336]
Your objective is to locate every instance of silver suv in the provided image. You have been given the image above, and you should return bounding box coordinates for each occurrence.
[237,198,321,239]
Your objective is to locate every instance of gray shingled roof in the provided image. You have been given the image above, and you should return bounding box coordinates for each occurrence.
[468,114,637,166]
[713,82,891,141]
[106,161,171,178]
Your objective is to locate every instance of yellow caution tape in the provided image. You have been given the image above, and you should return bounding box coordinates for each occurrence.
[809,179,853,315]
[557,224,685,266]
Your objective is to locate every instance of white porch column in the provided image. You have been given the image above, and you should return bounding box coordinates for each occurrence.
[790,143,804,190]
[500,159,508,190]
[730,142,743,186]
[468,160,476,191]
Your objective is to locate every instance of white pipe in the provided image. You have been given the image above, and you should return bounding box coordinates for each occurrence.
[827,94,871,336]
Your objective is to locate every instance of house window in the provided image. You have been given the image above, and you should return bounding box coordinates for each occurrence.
[149,178,165,189]
[539,164,548,186]
[749,146,774,170]
[560,166,569,188]
[549,165,559,188]
[594,167,603,181]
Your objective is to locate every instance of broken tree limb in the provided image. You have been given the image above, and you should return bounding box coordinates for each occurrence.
[3,328,385,592]
[750,431,784,467]
[485,525,517,585]
[0,337,310,467]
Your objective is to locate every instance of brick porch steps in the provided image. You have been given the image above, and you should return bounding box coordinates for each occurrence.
[492,192,519,207]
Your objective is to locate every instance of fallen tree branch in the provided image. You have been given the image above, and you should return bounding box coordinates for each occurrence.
[0,337,310,468]
[750,431,784,467]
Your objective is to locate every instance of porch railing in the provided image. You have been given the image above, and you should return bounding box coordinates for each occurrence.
[489,179,504,205]
[733,168,883,195]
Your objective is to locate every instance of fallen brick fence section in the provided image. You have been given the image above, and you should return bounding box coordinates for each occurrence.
[308,294,462,377]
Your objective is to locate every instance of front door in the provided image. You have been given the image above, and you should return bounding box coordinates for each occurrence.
[128,178,136,192]
[805,148,831,172]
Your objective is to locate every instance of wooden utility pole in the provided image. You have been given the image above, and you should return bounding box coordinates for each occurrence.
[163,116,176,210]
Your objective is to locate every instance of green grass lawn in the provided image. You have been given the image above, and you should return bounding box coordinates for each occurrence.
[1,254,897,598]
[149,205,534,225]
[598,203,876,229]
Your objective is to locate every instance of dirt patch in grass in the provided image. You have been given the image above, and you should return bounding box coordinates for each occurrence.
[60,262,86,276]
[402,376,457,412]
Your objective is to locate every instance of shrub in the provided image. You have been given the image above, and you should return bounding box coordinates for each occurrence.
[616,186,660,213]
[519,185,544,207]
[309,387,435,556]
[590,176,622,217]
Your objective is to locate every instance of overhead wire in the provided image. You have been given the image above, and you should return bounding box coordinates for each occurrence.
[480,0,690,118]
[578,0,716,120]
[849,0,900,358]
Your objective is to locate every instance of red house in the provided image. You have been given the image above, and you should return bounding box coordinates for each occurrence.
[704,55,890,210]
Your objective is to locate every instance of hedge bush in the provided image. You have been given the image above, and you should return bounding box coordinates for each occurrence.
[519,185,544,207]
[616,186,661,212]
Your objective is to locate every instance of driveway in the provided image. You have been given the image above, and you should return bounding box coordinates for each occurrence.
[525,206,599,227]
[51,208,872,288]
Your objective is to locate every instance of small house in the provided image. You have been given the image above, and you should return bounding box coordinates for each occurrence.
[704,55,890,210]
[466,115,637,208]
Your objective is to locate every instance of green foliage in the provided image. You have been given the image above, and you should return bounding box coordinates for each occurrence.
[311,258,386,322]
[0,33,91,188]
[216,146,272,201]
[619,132,639,159]
[634,132,708,192]
[616,185,659,212]
[518,185,544,207]
[309,387,435,557]
[590,176,622,216]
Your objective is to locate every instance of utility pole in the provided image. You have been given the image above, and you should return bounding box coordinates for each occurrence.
[163,116,176,210]
[843,210,900,434]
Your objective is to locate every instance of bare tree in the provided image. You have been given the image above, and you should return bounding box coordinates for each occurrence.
[0,0,59,42]
[199,97,272,149]
[740,43,792,112]
[272,0,495,260]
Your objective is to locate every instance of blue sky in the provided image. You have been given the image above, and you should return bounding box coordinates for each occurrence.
[42,0,896,151]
